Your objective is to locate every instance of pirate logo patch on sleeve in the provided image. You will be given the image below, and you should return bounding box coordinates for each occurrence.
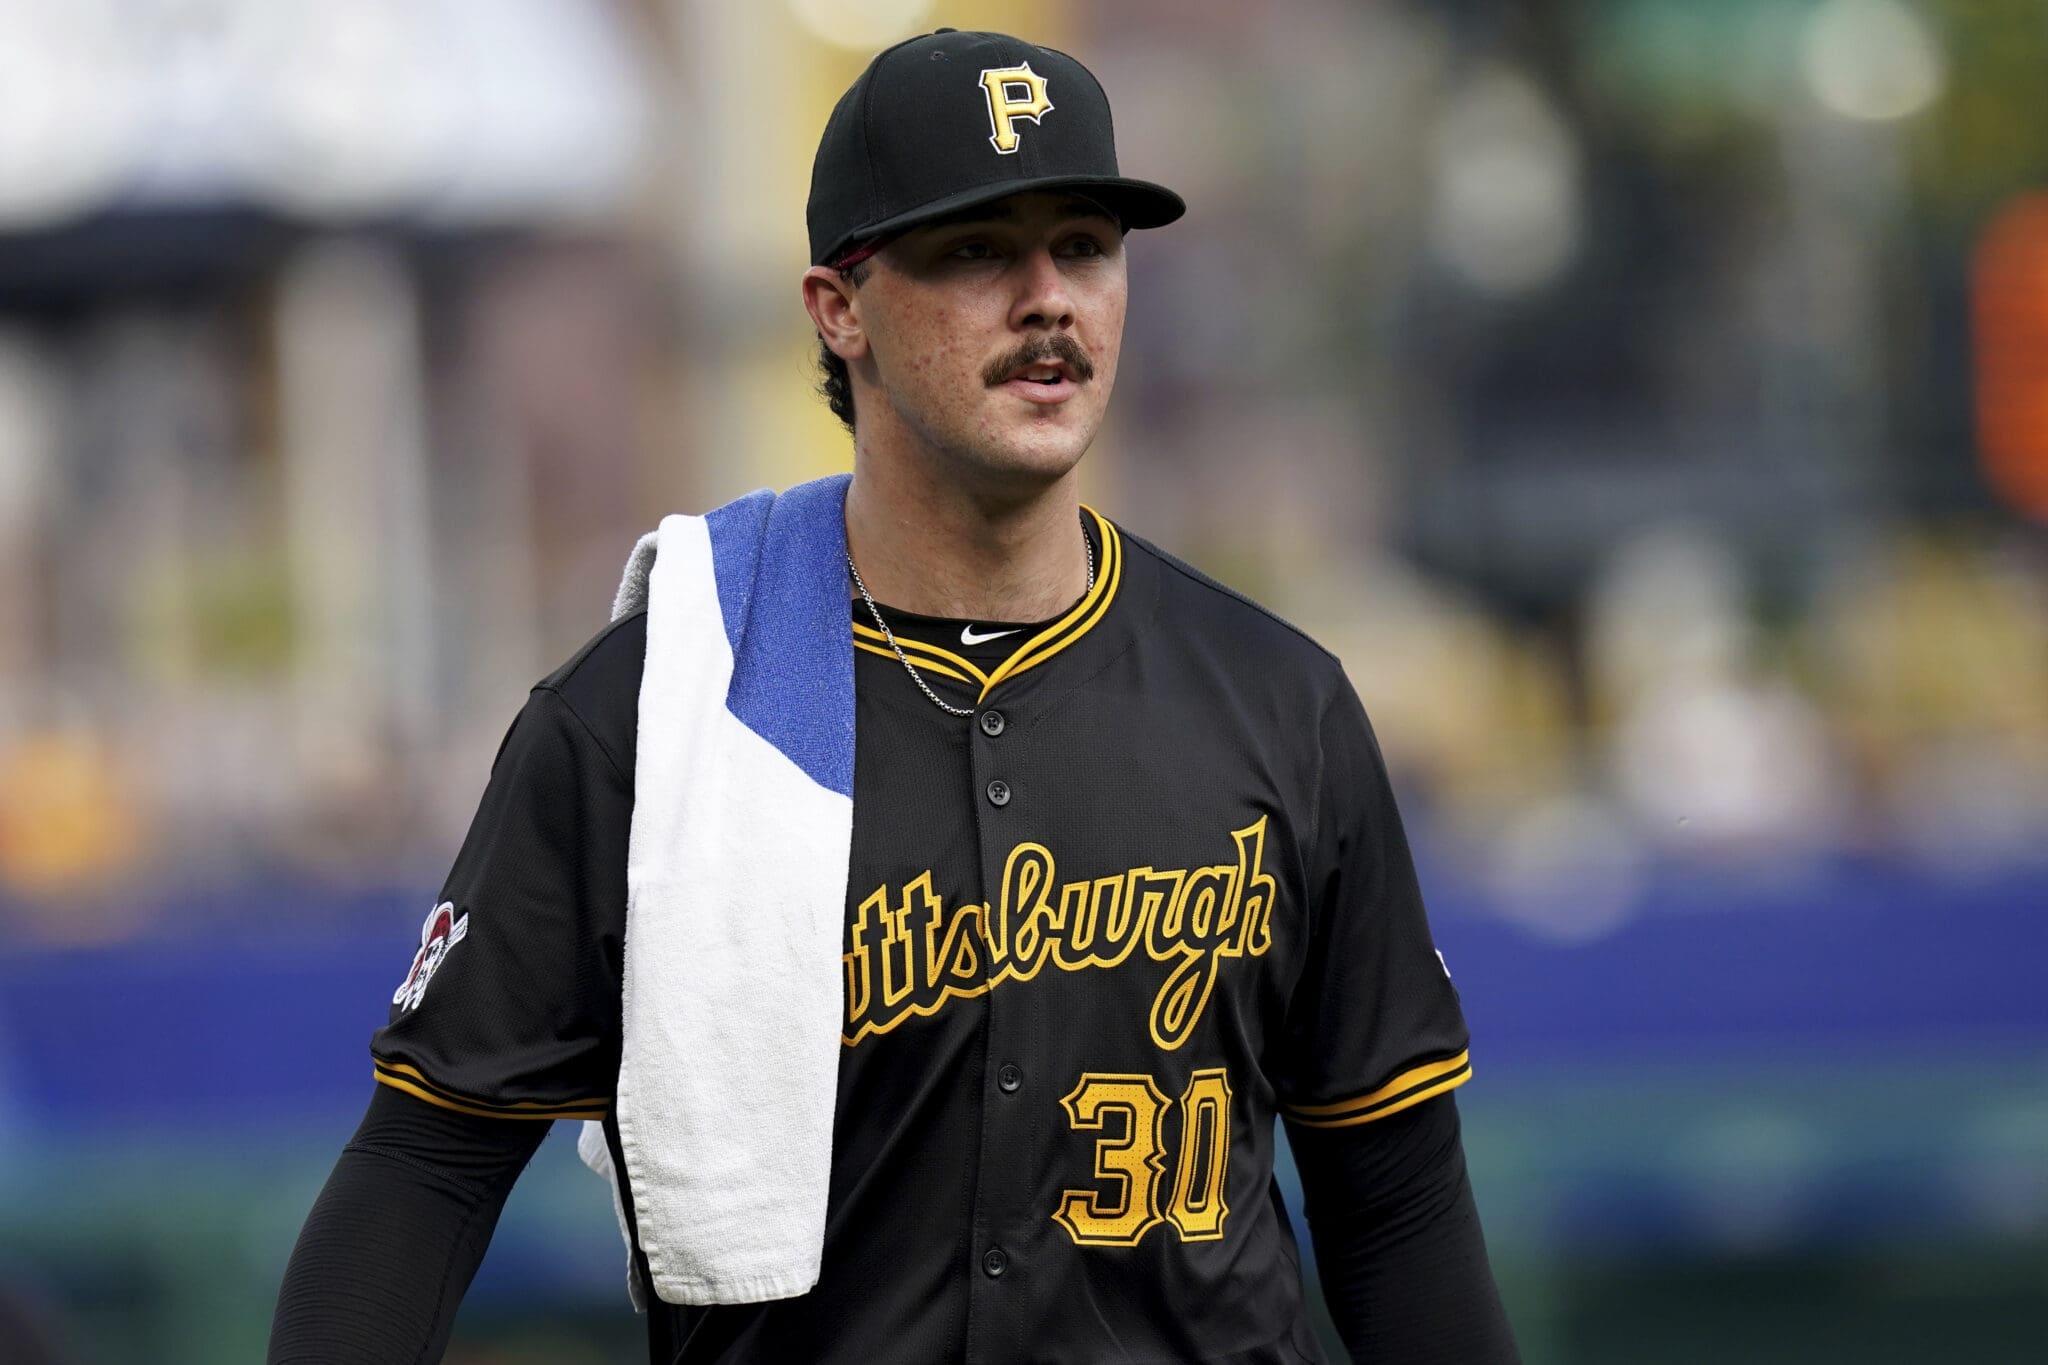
[393,901,469,1011]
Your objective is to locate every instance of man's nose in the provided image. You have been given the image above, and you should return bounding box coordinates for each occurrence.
[1011,247,1077,331]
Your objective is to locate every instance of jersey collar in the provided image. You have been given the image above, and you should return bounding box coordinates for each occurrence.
[851,506,1124,704]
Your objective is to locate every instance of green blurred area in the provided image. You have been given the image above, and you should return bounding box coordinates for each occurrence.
[8,1056,2044,1363]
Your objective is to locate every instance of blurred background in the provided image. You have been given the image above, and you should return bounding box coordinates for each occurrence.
[0,0,2042,1360]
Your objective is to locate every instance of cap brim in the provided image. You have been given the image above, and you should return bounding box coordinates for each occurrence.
[818,175,1185,265]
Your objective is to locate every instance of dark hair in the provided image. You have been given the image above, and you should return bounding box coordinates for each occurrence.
[815,260,870,434]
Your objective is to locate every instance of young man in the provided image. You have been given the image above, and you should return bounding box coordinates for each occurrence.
[270,30,1519,1365]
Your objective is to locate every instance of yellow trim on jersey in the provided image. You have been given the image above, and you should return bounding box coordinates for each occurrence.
[1281,1051,1472,1129]
[849,508,1125,704]
[851,627,990,687]
[372,1059,610,1122]
[853,622,992,686]
[978,509,1120,700]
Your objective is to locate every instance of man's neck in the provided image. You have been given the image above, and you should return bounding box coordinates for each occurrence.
[844,457,1091,622]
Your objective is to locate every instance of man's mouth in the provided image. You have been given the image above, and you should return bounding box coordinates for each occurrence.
[997,368,1078,405]
[1009,362,1075,386]
[986,338,1094,406]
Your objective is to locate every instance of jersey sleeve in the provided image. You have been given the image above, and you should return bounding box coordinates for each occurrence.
[1272,680,1471,1128]
[369,684,629,1122]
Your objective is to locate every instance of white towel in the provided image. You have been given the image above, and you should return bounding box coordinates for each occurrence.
[580,474,856,1307]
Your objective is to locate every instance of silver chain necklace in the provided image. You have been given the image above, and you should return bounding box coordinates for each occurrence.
[848,516,1095,718]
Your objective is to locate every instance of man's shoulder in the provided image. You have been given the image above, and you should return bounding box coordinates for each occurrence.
[539,609,647,694]
[1118,525,1346,681]
[531,610,647,771]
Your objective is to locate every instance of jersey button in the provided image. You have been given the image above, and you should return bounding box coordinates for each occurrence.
[986,779,1011,807]
[979,709,1005,737]
[997,1063,1022,1093]
[982,1246,1008,1278]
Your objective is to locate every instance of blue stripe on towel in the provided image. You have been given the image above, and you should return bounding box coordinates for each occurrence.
[706,474,856,799]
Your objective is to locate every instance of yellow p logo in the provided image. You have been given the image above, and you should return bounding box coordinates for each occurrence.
[979,63,1053,155]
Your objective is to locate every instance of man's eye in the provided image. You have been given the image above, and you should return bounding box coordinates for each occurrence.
[950,241,997,260]
[1062,236,1108,258]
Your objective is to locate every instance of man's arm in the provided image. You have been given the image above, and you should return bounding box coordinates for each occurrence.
[268,1086,549,1364]
[1287,1093,1520,1364]
[1271,678,1519,1358]
[269,625,642,1361]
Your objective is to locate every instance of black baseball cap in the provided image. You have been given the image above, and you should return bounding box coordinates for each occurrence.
[807,29,1185,267]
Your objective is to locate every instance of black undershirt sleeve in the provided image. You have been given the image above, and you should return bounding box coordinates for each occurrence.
[268,1086,551,1365]
[1286,1093,1521,1365]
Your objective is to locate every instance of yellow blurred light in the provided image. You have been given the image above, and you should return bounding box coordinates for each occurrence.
[0,732,146,899]
[786,0,936,52]
[1800,0,1945,122]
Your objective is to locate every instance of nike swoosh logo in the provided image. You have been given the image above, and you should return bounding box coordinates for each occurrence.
[961,625,1022,645]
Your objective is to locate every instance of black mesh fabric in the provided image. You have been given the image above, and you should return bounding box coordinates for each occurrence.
[1288,1094,1522,1363]
[268,1087,545,1364]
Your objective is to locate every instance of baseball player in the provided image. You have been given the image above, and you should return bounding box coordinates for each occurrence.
[270,29,1519,1365]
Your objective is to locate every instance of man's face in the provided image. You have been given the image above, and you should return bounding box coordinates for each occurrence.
[850,191,1128,492]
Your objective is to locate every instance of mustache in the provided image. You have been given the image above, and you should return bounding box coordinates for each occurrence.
[982,334,1095,387]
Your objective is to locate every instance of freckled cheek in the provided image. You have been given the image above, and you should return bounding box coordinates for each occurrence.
[900,310,977,386]
[1090,327,1121,368]
[908,345,959,387]
[1088,334,1123,392]
[1084,298,1126,387]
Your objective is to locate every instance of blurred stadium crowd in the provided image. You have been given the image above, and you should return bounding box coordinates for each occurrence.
[1,0,2044,933]
[0,1,2043,1362]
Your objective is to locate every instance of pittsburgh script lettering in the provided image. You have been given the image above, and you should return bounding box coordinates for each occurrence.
[843,817,1276,1049]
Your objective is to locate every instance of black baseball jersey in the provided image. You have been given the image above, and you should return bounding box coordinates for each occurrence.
[370,510,1472,1364]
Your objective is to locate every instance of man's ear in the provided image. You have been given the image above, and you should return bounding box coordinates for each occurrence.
[802,267,868,362]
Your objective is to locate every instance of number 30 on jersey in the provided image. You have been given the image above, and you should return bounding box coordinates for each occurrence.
[1054,1069,1233,1247]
